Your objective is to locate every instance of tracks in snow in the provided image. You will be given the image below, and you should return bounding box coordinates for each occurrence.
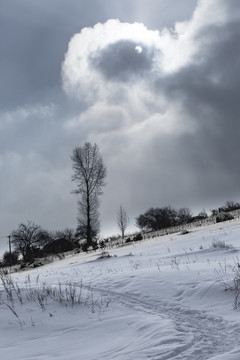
[80,283,240,360]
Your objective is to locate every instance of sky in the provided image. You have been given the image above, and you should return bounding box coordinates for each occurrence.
[0,0,240,240]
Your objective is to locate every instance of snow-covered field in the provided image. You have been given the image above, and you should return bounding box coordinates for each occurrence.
[1,220,240,360]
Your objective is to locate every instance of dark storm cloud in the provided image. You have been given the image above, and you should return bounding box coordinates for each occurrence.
[90,40,156,82]
[98,0,198,30]
[149,13,240,208]
[0,0,107,110]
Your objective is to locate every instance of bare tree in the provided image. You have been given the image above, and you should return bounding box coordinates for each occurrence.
[11,220,49,262]
[71,142,107,248]
[117,205,129,239]
[136,206,177,231]
[177,207,192,224]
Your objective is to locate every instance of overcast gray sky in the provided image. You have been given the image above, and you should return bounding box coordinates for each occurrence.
[1,0,239,241]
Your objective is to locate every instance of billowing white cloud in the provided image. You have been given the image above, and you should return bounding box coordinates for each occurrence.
[62,0,234,97]
[61,18,201,142]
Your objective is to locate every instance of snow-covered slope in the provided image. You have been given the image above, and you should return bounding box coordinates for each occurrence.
[1,220,240,359]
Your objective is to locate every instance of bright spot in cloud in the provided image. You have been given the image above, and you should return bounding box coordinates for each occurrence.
[135,45,143,54]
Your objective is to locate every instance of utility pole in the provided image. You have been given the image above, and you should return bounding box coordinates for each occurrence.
[8,235,12,256]
[8,235,12,267]
[0,235,13,267]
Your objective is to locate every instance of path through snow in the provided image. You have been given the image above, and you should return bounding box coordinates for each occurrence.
[80,283,240,359]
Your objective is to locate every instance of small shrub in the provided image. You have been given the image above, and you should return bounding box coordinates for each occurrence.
[98,251,111,259]
[81,242,88,252]
[216,212,234,223]
[24,247,44,263]
[133,233,143,242]
[179,230,189,235]
[216,260,240,309]
[43,238,74,255]
[3,251,19,266]
[92,242,99,250]
[99,240,105,249]
[211,240,232,249]
[81,241,98,252]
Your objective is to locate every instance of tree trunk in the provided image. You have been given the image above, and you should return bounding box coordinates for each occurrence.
[86,185,91,247]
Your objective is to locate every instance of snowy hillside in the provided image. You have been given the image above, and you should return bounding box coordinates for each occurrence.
[1,220,240,359]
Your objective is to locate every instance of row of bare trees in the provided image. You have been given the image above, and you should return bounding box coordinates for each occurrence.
[136,200,240,233]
